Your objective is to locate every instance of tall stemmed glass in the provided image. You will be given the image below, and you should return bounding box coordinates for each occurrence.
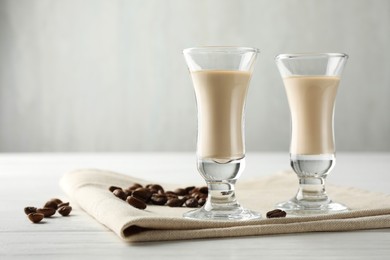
[275,53,348,214]
[183,47,261,220]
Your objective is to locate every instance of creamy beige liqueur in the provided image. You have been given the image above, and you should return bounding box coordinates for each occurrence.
[191,70,251,161]
[284,76,340,155]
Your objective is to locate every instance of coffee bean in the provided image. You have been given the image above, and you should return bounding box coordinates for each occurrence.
[109,186,122,192]
[198,198,206,206]
[132,188,153,203]
[37,207,56,218]
[128,183,143,190]
[188,187,199,194]
[28,213,44,223]
[174,188,187,196]
[126,196,147,210]
[50,198,63,205]
[199,186,208,194]
[266,209,287,218]
[57,202,70,208]
[191,192,206,200]
[148,189,159,194]
[185,186,195,194]
[166,198,185,207]
[183,195,193,201]
[58,206,72,216]
[150,194,168,205]
[185,198,198,208]
[44,200,59,210]
[123,188,133,197]
[150,184,164,193]
[113,189,127,200]
[165,191,178,198]
[24,207,37,215]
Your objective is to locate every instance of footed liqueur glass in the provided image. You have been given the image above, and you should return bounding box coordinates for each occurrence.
[275,53,349,215]
[183,47,261,220]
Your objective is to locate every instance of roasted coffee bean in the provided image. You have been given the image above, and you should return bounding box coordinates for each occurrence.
[182,195,191,200]
[174,188,187,196]
[165,191,178,198]
[37,207,56,218]
[199,186,208,194]
[185,186,195,194]
[128,183,143,190]
[58,206,72,216]
[123,188,133,197]
[28,213,44,223]
[132,188,153,202]
[166,198,185,207]
[109,186,122,192]
[44,200,59,210]
[113,189,127,200]
[24,206,37,215]
[50,198,63,205]
[150,194,168,205]
[150,184,164,193]
[148,189,159,194]
[126,196,147,210]
[57,202,70,208]
[198,198,206,206]
[188,187,199,194]
[266,209,287,218]
[185,198,198,208]
[266,209,282,218]
[191,192,206,200]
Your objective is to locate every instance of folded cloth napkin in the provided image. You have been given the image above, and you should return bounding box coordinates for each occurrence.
[60,169,390,242]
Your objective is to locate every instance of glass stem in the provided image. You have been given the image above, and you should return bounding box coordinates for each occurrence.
[204,180,240,210]
[295,177,330,204]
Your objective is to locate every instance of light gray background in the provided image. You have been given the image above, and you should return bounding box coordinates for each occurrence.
[0,0,389,152]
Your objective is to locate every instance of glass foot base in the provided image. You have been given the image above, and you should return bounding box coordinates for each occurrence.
[183,205,261,221]
[276,199,348,216]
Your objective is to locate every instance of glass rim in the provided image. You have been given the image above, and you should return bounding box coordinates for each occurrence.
[183,46,260,55]
[275,52,348,61]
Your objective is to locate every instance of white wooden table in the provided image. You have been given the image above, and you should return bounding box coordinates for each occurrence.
[1,153,389,259]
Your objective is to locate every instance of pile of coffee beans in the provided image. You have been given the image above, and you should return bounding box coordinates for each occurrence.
[109,183,208,210]
[24,198,72,224]
[266,209,287,218]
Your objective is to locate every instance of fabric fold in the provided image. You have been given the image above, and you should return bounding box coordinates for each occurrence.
[60,169,390,242]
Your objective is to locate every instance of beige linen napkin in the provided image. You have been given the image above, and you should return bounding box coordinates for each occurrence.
[60,169,390,242]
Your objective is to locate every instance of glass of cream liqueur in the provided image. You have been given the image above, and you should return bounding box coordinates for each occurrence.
[275,53,349,215]
[183,47,261,220]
